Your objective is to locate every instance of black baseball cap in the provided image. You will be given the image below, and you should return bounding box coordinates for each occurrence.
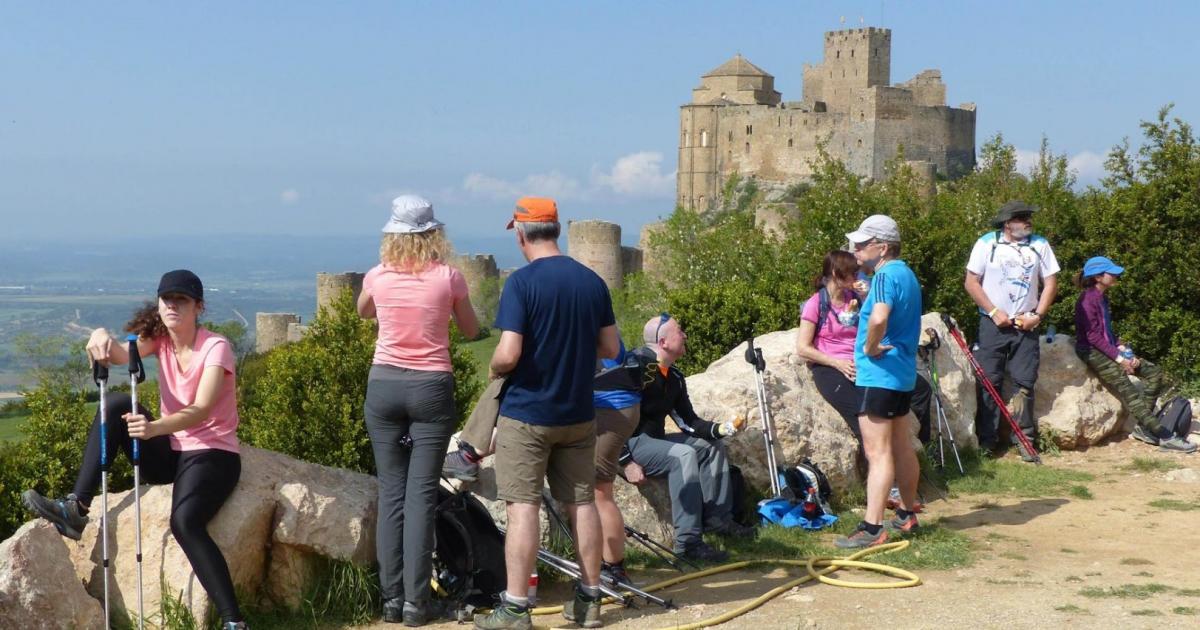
[157,269,204,301]
[990,200,1038,227]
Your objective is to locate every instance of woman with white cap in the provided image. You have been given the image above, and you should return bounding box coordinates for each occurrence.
[358,195,480,625]
[1073,256,1195,453]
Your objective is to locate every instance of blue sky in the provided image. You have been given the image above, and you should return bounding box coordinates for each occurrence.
[2,1,1197,248]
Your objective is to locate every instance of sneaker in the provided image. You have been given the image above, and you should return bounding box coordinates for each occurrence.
[711,520,758,539]
[885,488,924,513]
[401,600,443,627]
[834,524,888,549]
[1159,436,1198,454]
[677,540,729,563]
[562,585,602,628]
[601,561,635,587]
[443,449,480,482]
[884,512,920,535]
[22,490,89,541]
[383,597,404,623]
[473,602,531,630]
[1130,425,1160,446]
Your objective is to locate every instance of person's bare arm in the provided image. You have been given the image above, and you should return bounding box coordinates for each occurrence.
[596,324,620,360]
[489,330,523,379]
[86,328,155,367]
[863,302,893,357]
[965,271,1010,328]
[453,296,480,340]
[125,365,225,439]
[357,289,376,319]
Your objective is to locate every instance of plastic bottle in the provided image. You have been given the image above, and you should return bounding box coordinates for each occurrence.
[1119,345,1135,361]
[1045,325,1056,344]
[527,572,538,607]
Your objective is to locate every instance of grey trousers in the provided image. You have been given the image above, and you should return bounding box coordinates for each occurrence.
[626,433,732,551]
[974,315,1040,446]
[364,365,456,603]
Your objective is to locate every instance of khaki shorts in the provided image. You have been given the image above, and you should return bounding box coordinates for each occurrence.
[594,405,639,483]
[495,415,596,504]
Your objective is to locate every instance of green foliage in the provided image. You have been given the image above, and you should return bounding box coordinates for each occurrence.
[203,320,250,357]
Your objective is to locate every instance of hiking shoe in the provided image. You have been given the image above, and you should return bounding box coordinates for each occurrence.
[562,585,602,628]
[1159,436,1198,454]
[382,597,404,623]
[401,600,443,627]
[473,602,531,630]
[677,540,729,563]
[602,561,635,587]
[22,490,88,541]
[885,487,924,513]
[711,520,758,539]
[1017,445,1038,463]
[223,623,248,630]
[884,512,920,535]
[1130,425,1160,446]
[834,524,888,549]
[443,449,479,482]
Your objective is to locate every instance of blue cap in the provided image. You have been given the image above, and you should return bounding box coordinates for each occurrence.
[1083,256,1124,278]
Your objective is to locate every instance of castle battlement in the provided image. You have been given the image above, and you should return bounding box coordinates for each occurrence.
[677,27,975,211]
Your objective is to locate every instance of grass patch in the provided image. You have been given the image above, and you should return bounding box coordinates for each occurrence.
[1134,571,1155,577]
[462,333,501,372]
[1119,558,1154,566]
[1175,606,1197,615]
[999,552,1028,561]
[1124,456,1183,473]
[0,408,29,442]
[1079,583,1173,599]
[1064,575,1083,583]
[1130,609,1162,616]
[942,451,1093,499]
[1060,548,1079,554]
[1069,485,1094,500]
[1054,604,1089,614]
[1148,499,1199,511]
[1178,588,1200,597]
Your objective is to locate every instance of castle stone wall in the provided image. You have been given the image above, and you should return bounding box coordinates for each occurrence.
[256,313,299,354]
[316,272,365,314]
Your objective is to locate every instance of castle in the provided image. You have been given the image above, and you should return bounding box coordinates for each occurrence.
[677,27,976,211]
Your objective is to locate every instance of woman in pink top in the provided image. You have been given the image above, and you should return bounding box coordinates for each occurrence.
[23,269,247,629]
[357,195,479,625]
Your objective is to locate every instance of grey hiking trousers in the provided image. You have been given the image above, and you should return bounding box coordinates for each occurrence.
[626,432,733,551]
[364,365,456,603]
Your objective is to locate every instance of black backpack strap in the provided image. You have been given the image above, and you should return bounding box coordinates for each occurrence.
[816,286,832,333]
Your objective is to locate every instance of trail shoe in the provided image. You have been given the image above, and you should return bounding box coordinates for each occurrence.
[473,601,531,630]
[383,597,404,623]
[712,520,758,539]
[677,540,729,563]
[1130,425,1160,446]
[885,511,921,535]
[22,490,89,541]
[885,487,925,513]
[602,561,635,587]
[834,523,887,549]
[443,448,480,482]
[402,600,442,627]
[562,585,602,628]
[1159,436,1198,454]
[1017,445,1038,463]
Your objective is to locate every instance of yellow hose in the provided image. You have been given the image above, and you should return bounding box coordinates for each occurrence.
[515,540,919,628]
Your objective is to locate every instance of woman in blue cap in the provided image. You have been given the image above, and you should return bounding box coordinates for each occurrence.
[1073,256,1195,453]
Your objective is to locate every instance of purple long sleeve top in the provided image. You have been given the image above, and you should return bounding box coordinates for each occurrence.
[1074,287,1120,360]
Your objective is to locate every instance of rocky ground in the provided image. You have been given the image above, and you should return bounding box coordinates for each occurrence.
[359,438,1200,630]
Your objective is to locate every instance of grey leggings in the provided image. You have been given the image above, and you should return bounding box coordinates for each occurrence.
[364,365,456,603]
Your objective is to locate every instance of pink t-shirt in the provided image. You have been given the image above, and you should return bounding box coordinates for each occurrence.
[154,328,239,453]
[800,290,859,361]
[364,262,468,372]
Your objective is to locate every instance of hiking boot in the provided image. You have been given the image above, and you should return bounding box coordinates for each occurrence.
[884,512,920,535]
[677,540,729,563]
[601,561,635,587]
[562,585,602,628]
[383,597,404,623]
[834,523,888,549]
[1130,425,1160,446]
[711,520,758,539]
[1159,436,1198,454]
[473,602,531,630]
[443,449,479,482]
[22,490,89,541]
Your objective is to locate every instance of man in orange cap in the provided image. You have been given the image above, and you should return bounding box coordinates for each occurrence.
[475,197,620,630]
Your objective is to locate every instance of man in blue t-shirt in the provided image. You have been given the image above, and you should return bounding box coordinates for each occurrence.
[475,197,619,630]
[835,215,924,550]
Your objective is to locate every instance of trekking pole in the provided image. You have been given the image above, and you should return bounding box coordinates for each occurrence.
[923,330,965,474]
[494,526,632,606]
[624,525,698,572]
[744,338,782,497]
[126,335,147,629]
[939,315,1041,465]
[93,360,111,630]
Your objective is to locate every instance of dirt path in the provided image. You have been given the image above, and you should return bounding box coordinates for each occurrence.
[359,439,1200,629]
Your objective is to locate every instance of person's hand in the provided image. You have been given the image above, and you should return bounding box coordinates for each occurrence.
[1120,360,1136,375]
[1129,356,1142,370]
[865,343,893,358]
[124,412,159,440]
[623,462,645,485]
[717,414,747,437]
[86,328,113,366]
[832,358,856,381]
[991,309,1012,328]
[1016,312,1041,331]
[852,280,869,295]
[487,367,505,381]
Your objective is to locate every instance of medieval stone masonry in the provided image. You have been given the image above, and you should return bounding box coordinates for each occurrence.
[677,27,976,211]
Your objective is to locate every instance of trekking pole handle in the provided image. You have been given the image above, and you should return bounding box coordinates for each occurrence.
[126,334,146,384]
[940,312,956,331]
[93,360,108,385]
[743,338,757,365]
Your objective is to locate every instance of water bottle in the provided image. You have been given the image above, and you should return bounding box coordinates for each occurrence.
[1045,325,1056,344]
[1119,346,1135,361]
[527,572,538,607]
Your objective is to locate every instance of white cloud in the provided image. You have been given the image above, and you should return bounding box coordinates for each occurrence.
[279,188,300,204]
[462,170,582,200]
[1015,149,1107,187]
[592,151,677,198]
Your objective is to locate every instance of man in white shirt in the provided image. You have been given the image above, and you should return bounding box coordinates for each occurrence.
[964,201,1060,460]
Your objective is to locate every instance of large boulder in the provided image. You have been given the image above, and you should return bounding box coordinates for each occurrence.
[0,521,104,630]
[1034,335,1126,448]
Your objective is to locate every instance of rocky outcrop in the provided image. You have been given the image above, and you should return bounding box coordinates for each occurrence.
[1034,336,1126,448]
[0,521,104,630]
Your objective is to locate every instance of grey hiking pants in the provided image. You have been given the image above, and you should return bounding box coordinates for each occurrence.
[364,365,456,603]
[974,315,1040,447]
[626,432,733,551]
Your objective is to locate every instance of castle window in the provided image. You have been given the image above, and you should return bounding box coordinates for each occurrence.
[728,131,733,141]
[789,116,793,126]
[836,50,840,59]
[874,48,879,57]
[851,49,855,58]
[682,131,689,147]
[698,195,706,206]
[857,139,863,147]
[842,69,846,78]
[700,130,708,147]
[746,124,753,135]
[860,112,865,121]
[787,138,793,148]
[745,142,750,153]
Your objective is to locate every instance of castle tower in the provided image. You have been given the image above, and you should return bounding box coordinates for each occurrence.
[256,313,299,354]
[567,220,623,289]
[802,27,891,111]
[453,254,500,322]
[316,272,365,314]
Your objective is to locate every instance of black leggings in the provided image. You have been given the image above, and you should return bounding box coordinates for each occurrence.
[73,393,243,623]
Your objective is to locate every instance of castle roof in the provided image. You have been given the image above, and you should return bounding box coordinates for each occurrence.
[703,54,772,78]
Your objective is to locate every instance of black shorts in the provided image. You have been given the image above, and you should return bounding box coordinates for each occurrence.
[858,387,913,419]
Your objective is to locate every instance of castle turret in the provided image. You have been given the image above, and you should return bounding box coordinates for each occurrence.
[453,254,500,322]
[256,313,299,354]
[802,27,891,111]
[568,220,623,290]
[316,272,365,314]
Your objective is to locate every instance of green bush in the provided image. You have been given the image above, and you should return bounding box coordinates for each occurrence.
[237,288,482,474]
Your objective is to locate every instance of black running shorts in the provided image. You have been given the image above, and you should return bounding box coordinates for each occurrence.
[858,386,913,419]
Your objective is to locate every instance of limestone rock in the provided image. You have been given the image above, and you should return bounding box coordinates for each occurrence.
[271,449,378,564]
[919,313,979,451]
[1034,335,1126,448]
[614,477,675,544]
[264,544,322,610]
[0,521,104,630]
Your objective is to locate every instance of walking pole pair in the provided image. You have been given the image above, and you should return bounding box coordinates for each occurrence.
[126,335,147,629]
[919,328,965,474]
[939,314,1042,465]
[744,338,782,498]
[93,361,112,630]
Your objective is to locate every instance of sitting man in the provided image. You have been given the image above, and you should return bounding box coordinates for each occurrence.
[620,314,754,563]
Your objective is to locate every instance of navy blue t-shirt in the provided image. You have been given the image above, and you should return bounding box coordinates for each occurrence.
[494,255,616,425]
